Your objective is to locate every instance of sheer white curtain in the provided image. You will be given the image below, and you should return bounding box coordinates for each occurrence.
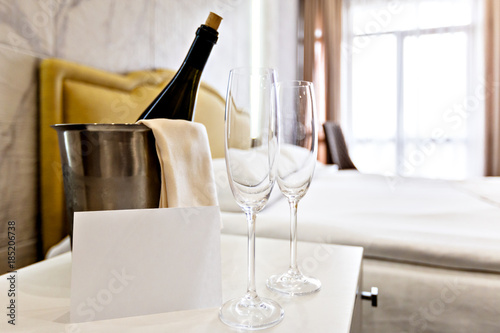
[341,0,484,179]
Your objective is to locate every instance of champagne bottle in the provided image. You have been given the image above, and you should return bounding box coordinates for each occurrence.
[137,12,222,120]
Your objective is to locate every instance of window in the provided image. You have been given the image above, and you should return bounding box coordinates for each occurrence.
[342,0,484,179]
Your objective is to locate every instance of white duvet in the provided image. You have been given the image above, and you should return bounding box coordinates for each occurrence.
[220,168,500,274]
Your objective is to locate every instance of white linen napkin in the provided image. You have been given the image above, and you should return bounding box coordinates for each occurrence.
[138,119,218,208]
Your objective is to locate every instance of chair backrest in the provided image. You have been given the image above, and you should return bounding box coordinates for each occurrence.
[323,121,357,170]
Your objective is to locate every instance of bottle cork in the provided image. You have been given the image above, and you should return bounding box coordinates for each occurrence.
[205,12,222,31]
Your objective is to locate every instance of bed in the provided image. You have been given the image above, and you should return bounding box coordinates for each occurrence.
[215,164,500,332]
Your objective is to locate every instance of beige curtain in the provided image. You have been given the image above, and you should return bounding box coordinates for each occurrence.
[303,0,343,122]
[304,0,343,162]
[485,0,500,176]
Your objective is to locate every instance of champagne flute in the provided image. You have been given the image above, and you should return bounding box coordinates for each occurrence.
[266,80,321,296]
[219,67,284,329]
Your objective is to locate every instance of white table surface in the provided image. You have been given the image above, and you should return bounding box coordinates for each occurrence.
[1,234,363,332]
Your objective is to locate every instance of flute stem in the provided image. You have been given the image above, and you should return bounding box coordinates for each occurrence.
[289,199,299,272]
[245,211,258,299]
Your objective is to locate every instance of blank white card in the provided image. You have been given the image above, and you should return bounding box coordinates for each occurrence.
[70,206,222,323]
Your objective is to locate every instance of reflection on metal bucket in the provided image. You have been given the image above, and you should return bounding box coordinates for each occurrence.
[52,124,161,240]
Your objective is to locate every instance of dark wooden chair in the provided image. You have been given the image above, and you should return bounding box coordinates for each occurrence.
[323,121,357,170]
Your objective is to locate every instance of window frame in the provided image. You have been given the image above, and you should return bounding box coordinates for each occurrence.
[342,3,482,178]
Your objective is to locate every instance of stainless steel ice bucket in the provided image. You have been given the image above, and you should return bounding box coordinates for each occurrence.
[52,124,161,239]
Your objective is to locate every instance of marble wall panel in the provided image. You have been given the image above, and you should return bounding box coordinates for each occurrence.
[153,0,211,71]
[55,0,154,72]
[0,0,55,56]
[203,0,251,95]
[153,0,252,95]
[153,0,298,95]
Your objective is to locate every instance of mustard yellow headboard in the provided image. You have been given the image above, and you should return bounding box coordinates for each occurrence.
[39,58,225,253]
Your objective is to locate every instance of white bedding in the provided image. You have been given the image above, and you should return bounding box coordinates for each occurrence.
[221,168,500,273]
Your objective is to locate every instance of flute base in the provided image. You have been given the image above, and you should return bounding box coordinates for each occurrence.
[219,294,284,330]
[267,269,321,296]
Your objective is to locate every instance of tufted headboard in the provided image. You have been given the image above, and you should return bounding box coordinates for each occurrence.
[39,58,225,253]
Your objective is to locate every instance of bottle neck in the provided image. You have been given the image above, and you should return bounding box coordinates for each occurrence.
[183,25,218,71]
